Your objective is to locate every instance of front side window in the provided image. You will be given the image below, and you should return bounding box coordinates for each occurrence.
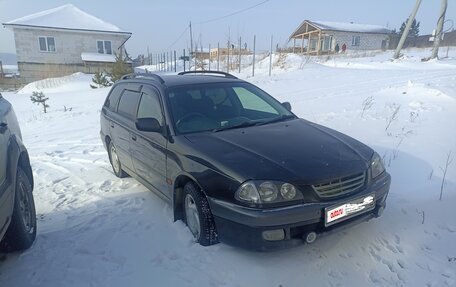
[97,40,113,54]
[137,91,163,124]
[38,36,56,52]
[168,82,293,134]
[352,35,360,46]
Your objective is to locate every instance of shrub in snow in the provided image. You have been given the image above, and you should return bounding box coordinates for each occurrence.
[90,71,112,89]
[399,17,420,37]
[30,91,49,113]
[109,53,133,83]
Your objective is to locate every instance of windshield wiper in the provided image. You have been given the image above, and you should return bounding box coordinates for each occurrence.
[257,115,296,126]
[213,121,258,132]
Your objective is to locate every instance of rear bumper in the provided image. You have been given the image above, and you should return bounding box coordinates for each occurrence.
[208,172,391,251]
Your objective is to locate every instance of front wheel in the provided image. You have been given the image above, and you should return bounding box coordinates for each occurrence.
[183,182,218,246]
[1,167,37,251]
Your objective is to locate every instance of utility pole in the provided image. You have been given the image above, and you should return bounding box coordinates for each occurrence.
[393,0,422,59]
[189,21,194,70]
[431,0,448,59]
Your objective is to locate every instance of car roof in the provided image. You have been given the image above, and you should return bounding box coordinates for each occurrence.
[119,73,245,89]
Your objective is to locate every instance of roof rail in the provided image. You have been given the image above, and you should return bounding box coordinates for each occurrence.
[177,71,238,79]
[120,73,165,84]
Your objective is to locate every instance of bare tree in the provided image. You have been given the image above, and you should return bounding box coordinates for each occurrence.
[439,151,454,200]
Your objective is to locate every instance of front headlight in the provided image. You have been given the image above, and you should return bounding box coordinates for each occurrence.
[235,180,302,205]
[371,152,385,179]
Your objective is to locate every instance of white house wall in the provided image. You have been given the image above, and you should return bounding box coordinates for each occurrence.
[329,31,389,51]
[13,27,129,64]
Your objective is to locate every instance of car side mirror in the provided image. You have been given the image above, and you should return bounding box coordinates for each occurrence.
[136,118,162,133]
[282,102,292,112]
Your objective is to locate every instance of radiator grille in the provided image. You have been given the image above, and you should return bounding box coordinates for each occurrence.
[312,172,366,198]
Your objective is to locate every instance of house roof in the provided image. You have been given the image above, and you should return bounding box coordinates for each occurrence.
[3,4,131,35]
[290,20,392,39]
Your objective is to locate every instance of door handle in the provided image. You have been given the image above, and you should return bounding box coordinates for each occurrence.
[110,123,114,128]
[0,122,7,134]
[131,134,137,141]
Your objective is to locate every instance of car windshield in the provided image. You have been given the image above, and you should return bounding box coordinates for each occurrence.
[168,82,294,134]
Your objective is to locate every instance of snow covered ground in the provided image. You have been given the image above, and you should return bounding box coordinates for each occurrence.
[0,48,455,287]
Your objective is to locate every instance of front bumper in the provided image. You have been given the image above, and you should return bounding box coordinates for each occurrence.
[208,172,391,251]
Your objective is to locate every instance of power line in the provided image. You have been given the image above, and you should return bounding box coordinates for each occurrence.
[165,26,190,50]
[194,0,271,24]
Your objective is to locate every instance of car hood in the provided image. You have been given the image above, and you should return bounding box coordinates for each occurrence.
[183,119,373,184]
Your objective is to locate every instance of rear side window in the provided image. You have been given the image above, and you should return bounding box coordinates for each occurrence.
[104,85,123,111]
[117,90,140,119]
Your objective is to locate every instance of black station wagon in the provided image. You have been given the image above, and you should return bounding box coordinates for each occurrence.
[100,71,391,250]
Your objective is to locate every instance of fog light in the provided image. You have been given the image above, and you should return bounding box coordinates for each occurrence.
[262,229,285,241]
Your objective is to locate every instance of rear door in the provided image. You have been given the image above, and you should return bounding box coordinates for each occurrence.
[109,84,142,173]
[130,85,169,198]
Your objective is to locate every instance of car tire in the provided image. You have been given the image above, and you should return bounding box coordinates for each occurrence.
[1,167,37,252]
[108,141,128,178]
[183,182,218,246]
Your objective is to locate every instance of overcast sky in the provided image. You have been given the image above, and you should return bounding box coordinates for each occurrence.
[1,0,455,57]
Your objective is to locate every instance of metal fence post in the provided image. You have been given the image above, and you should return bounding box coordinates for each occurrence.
[183,49,186,72]
[269,35,273,77]
[239,36,242,73]
[227,39,230,73]
[174,50,177,72]
[208,44,211,71]
[252,35,256,77]
[217,42,220,71]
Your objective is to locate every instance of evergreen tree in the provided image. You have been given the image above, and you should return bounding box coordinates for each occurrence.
[30,91,49,113]
[399,18,420,37]
[90,71,112,89]
[109,52,133,83]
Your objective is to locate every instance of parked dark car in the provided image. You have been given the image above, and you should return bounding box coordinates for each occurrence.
[0,93,36,252]
[100,71,390,250]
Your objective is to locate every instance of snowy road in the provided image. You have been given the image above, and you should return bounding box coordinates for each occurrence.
[1,49,455,286]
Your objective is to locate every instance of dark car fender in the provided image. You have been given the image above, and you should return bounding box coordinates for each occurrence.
[170,154,240,222]
[7,134,34,197]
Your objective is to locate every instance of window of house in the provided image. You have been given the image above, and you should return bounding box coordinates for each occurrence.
[38,37,56,52]
[322,36,333,51]
[352,35,360,46]
[97,40,112,54]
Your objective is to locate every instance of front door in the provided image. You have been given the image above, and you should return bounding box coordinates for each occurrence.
[0,115,11,234]
[130,86,169,199]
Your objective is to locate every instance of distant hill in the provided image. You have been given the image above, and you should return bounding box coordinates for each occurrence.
[0,53,17,65]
